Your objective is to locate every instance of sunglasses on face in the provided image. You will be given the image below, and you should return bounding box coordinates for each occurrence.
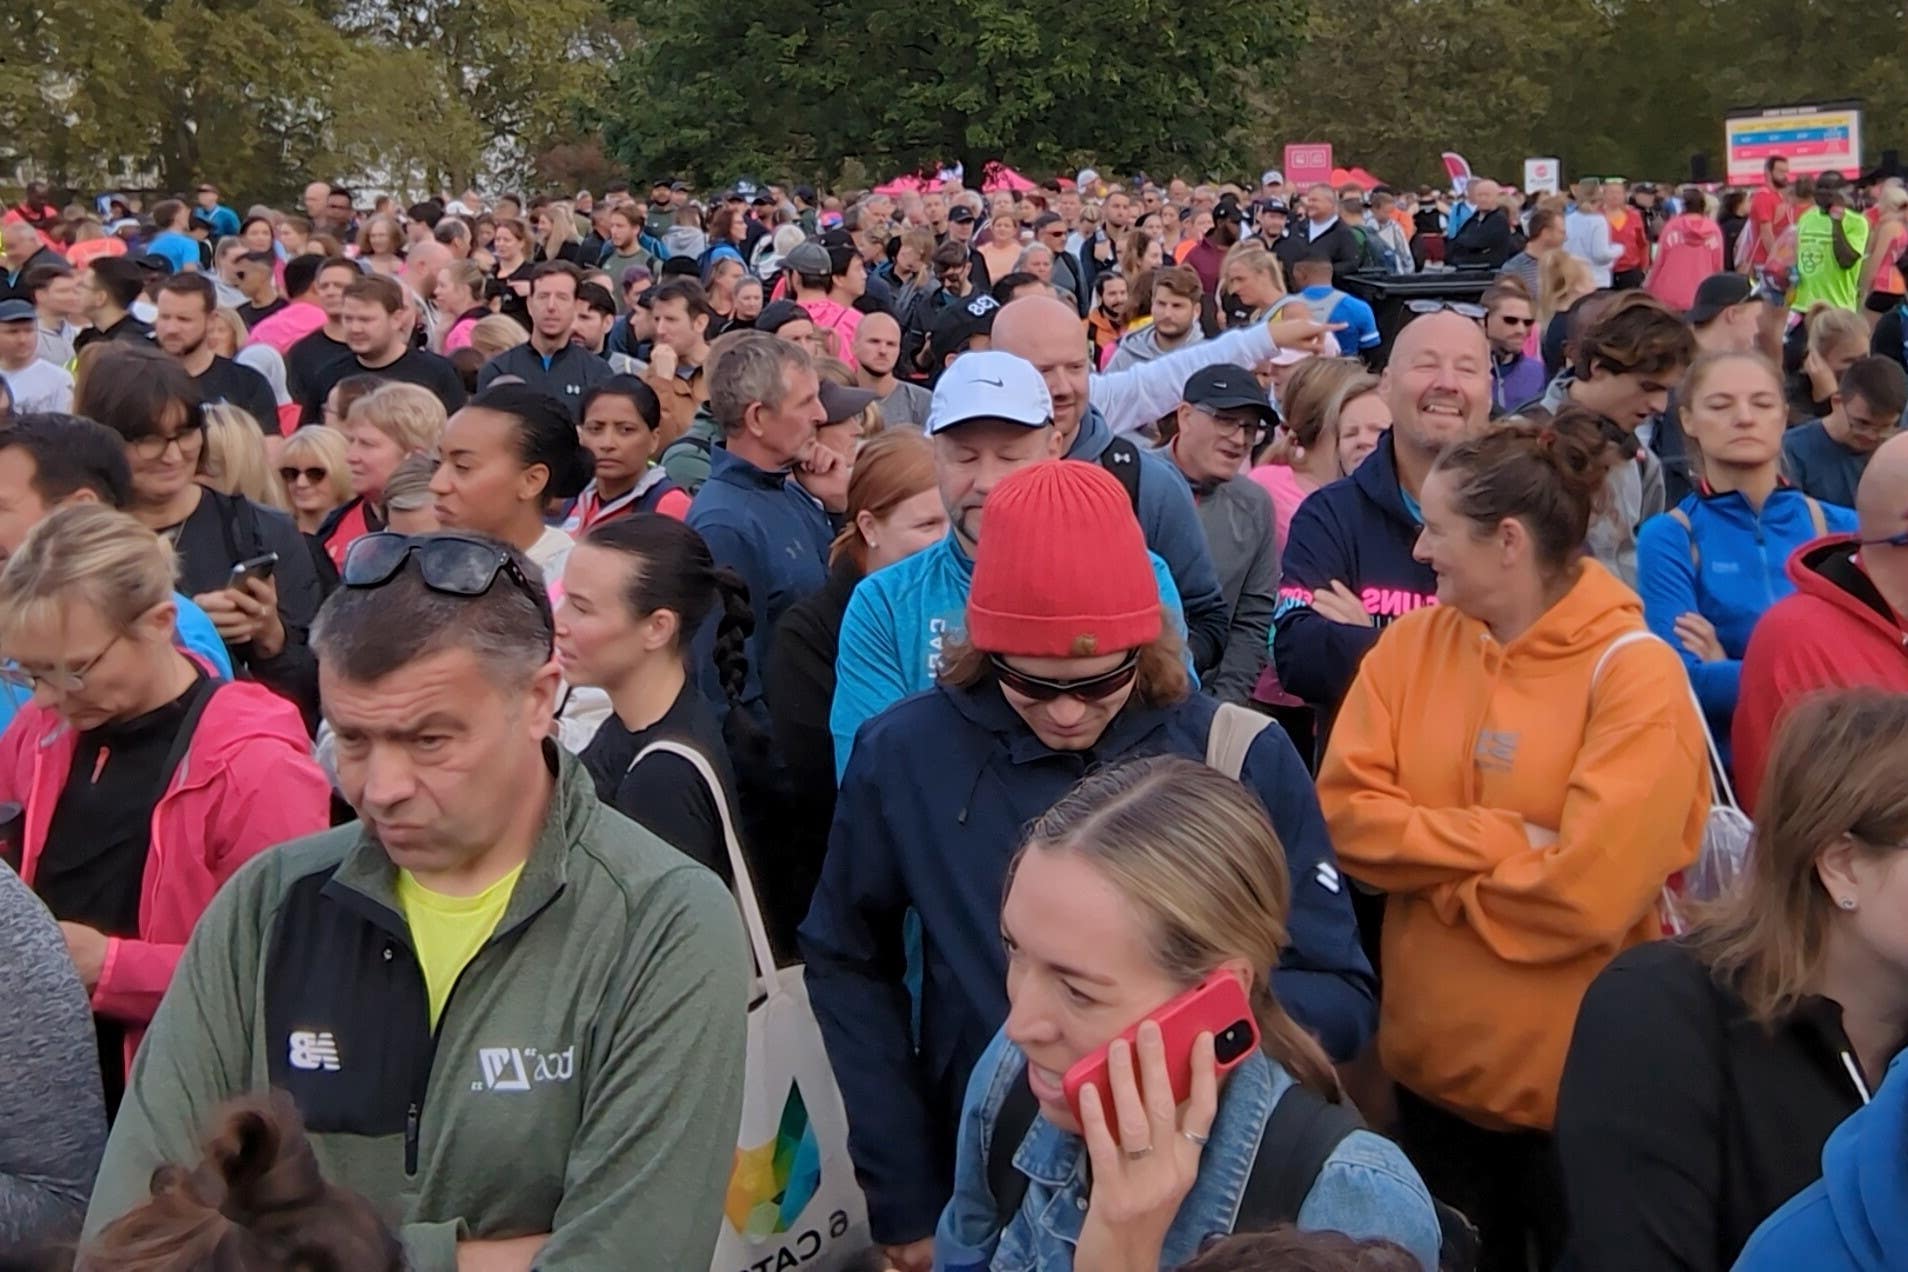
[342,532,553,635]
[990,651,1141,703]
[279,466,329,485]
[1496,314,1535,327]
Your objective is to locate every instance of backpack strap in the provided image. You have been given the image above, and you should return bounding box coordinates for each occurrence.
[1205,702,1275,780]
[1667,506,1699,571]
[1235,1083,1362,1230]
[1100,436,1143,513]
[1804,495,1827,538]
[154,676,222,800]
[984,1069,1041,1226]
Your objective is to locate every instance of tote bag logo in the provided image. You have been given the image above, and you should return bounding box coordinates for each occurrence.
[726,1082,821,1237]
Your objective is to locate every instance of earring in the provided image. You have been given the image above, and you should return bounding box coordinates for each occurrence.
[1839,897,1858,911]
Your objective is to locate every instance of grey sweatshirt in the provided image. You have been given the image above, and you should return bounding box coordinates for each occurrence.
[1540,373,1666,588]
[0,863,107,1250]
[1155,449,1279,703]
[1104,322,1207,374]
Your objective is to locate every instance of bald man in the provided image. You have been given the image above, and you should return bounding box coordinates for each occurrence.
[1274,310,1494,720]
[1735,431,1908,806]
[401,239,454,349]
[852,311,931,427]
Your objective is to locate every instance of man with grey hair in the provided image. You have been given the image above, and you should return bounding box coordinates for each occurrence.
[687,332,839,690]
[85,530,749,1272]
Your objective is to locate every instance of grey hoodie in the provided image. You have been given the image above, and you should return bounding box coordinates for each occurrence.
[1104,321,1207,374]
[1539,373,1666,588]
[662,224,707,260]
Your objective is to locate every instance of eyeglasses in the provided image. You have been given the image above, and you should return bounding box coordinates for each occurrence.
[342,532,553,634]
[130,421,206,461]
[279,466,329,486]
[989,652,1141,703]
[1406,300,1487,319]
[1,632,123,694]
[1194,407,1272,442]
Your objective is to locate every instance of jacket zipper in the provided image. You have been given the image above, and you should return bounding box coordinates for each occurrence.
[1840,1050,1874,1106]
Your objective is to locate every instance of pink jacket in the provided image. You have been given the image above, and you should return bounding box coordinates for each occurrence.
[1,677,331,1069]
[247,300,328,358]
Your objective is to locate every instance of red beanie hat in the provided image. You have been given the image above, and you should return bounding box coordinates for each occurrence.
[967,460,1162,657]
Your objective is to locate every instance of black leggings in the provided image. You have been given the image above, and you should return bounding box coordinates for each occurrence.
[1396,1087,1565,1272]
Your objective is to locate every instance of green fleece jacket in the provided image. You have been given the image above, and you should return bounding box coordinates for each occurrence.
[83,748,749,1271]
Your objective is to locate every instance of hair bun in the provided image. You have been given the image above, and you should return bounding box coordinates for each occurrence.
[1540,407,1622,502]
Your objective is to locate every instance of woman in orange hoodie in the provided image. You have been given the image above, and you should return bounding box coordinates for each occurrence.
[1318,407,1709,1272]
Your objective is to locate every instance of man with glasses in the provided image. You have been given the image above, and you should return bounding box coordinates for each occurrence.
[1161,364,1279,703]
[1031,213,1086,314]
[1481,279,1545,413]
[900,239,976,374]
[1783,356,1908,506]
[85,529,750,1272]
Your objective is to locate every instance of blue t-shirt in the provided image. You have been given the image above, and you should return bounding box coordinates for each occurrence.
[146,231,202,274]
[1301,285,1381,352]
[1781,422,1871,508]
[0,592,234,735]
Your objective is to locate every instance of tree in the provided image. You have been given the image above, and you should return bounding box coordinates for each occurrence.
[602,0,1308,187]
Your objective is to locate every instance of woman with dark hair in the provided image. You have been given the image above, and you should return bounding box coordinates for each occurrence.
[701,206,748,280]
[427,382,592,579]
[565,375,689,533]
[1719,190,1752,273]
[554,515,748,883]
[1558,686,1908,1272]
[76,1092,401,1272]
[802,461,1375,1262]
[489,217,534,326]
[1319,410,1711,1270]
[73,342,328,727]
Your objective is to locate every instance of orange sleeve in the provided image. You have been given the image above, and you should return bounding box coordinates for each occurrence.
[656,488,692,521]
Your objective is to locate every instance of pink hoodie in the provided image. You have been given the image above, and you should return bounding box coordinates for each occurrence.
[2,676,331,1071]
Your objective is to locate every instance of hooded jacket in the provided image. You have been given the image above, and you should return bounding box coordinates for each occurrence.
[1733,1052,1908,1272]
[82,747,748,1272]
[660,223,706,260]
[1103,320,1207,373]
[1272,434,1437,716]
[1733,537,1908,810]
[1318,560,1708,1130]
[1636,487,1854,764]
[1557,939,1892,1272]
[802,681,1376,1242]
[0,678,330,1069]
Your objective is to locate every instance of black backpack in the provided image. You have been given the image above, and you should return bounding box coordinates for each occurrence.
[983,1073,1479,1271]
[1100,435,1144,511]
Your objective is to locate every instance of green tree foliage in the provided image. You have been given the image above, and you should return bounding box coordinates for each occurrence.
[602,0,1308,187]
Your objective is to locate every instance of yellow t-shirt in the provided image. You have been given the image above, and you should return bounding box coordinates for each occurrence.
[396,863,524,1027]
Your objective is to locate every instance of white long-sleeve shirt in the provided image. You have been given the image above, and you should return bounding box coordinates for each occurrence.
[1565,209,1621,287]
[1095,323,1278,436]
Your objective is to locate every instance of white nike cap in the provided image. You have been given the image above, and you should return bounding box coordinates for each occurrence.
[925,350,1054,436]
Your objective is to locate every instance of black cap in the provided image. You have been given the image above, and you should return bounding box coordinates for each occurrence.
[929,292,1000,361]
[670,180,689,192]
[947,206,976,225]
[1686,273,1757,325]
[651,176,674,188]
[1031,211,1064,230]
[134,253,171,272]
[818,228,859,274]
[754,299,811,334]
[750,193,774,207]
[1183,363,1276,420]
[1213,202,1243,225]
[1257,198,1288,216]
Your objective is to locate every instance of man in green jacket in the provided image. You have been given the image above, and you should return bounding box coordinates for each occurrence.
[83,532,750,1272]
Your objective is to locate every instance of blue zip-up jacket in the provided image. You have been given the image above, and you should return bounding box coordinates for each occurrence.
[688,448,834,703]
[936,1034,1439,1271]
[1734,1052,1908,1272]
[1273,434,1438,713]
[1065,405,1231,672]
[829,533,1187,780]
[1635,487,1854,760]
[801,681,1377,1242]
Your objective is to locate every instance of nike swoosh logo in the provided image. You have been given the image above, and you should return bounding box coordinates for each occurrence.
[974,377,1004,387]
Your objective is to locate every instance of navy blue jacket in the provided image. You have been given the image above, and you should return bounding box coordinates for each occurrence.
[1273,434,1438,714]
[799,681,1376,1242]
[1066,405,1232,674]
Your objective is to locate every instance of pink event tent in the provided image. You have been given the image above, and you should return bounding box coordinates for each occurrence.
[873,162,1037,194]
[1331,166,1384,191]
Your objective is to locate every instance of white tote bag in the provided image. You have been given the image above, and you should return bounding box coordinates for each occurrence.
[630,742,873,1272]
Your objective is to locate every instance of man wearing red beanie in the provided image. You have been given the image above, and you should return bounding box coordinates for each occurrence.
[805,458,1375,1258]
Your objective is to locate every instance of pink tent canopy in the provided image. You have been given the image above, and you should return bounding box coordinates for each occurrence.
[979,162,1036,193]
[872,161,1038,195]
[1331,166,1384,191]
[872,173,938,195]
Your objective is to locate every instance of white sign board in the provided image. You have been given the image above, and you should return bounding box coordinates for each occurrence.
[1524,157,1562,194]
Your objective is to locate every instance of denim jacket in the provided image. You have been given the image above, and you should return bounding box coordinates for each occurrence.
[934,1030,1441,1271]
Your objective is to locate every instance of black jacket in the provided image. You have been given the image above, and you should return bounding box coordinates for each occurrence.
[1556,939,1895,1272]
[1446,207,1514,270]
[1275,220,1363,279]
[476,341,613,419]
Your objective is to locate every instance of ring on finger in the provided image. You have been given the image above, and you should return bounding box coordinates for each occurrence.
[1123,1143,1154,1160]
[1181,1130,1210,1147]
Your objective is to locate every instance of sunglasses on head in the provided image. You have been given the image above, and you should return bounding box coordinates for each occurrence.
[989,651,1141,703]
[279,466,329,485]
[1405,300,1487,319]
[341,532,553,634]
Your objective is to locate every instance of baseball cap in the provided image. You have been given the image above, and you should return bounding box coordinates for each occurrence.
[1261,169,1286,188]
[1183,363,1275,420]
[818,229,859,274]
[0,299,35,323]
[1214,202,1243,225]
[927,293,1002,368]
[925,348,1052,435]
[947,206,976,225]
[820,381,880,425]
[1076,168,1101,191]
[108,217,141,234]
[1686,273,1757,325]
[1257,198,1289,216]
[783,241,833,277]
[134,253,172,273]
[1031,212,1064,231]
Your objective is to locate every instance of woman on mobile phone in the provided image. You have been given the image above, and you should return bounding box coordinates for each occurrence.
[1318,413,1709,1269]
[0,506,328,1116]
[935,756,1440,1271]
[801,460,1374,1269]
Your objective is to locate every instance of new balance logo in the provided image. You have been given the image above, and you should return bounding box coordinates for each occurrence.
[474,1044,575,1092]
[288,1030,341,1071]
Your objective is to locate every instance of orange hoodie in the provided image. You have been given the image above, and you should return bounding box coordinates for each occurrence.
[1318,559,1707,1131]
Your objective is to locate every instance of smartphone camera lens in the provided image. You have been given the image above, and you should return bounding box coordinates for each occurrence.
[1215,1020,1254,1064]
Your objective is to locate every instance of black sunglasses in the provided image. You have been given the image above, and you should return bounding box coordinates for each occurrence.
[279,466,329,485]
[990,652,1141,703]
[342,532,553,634]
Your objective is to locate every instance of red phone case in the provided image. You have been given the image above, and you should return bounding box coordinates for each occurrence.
[1062,969,1260,1142]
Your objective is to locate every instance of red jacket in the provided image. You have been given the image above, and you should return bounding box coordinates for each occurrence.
[1,676,331,1069]
[1735,536,1908,810]
[1608,209,1651,276]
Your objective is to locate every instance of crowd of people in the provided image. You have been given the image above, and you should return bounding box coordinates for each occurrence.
[0,154,1906,1272]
